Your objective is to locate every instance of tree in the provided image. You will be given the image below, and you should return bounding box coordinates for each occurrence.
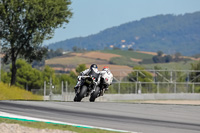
[14,59,43,90]
[46,49,63,59]
[42,65,56,85]
[153,66,170,82]
[190,61,200,82]
[152,51,164,63]
[72,46,78,52]
[128,47,134,51]
[152,56,160,63]
[164,55,173,63]
[157,51,163,57]
[69,71,77,80]
[76,64,87,74]
[174,52,182,62]
[59,74,76,86]
[1,69,11,84]
[128,66,153,82]
[0,0,72,85]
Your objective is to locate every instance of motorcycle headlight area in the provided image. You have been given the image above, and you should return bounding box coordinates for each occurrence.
[85,78,92,84]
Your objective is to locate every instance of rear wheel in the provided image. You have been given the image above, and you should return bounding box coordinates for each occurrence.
[74,85,87,102]
[90,86,100,102]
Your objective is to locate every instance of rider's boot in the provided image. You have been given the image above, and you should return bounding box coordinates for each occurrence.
[100,89,105,96]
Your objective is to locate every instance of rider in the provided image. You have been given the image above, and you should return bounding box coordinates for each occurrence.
[80,64,99,76]
[74,64,100,89]
[99,66,113,95]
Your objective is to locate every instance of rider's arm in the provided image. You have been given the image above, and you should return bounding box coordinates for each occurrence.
[80,69,90,76]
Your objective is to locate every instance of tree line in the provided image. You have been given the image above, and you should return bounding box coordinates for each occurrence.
[1,59,200,93]
[152,51,189,63]
[1,59,87,92]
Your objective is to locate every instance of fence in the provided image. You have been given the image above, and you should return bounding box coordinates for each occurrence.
[112,69,200,82]
[31,69,200,96]
[31,81,74,96]
[109,82,200,94]
[107,69,200,93]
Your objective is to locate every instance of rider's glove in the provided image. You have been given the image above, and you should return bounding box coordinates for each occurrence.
[77,76,81,81]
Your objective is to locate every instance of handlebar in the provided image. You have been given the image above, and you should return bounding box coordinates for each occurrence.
[78,76,90,78]
[78,75,100,84]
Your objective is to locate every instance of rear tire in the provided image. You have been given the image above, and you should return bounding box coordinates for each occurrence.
[90,86,100,102]
[74,85,87,102]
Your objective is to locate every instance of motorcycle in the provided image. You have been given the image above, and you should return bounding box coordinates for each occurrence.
[98,75,110,96]
[74,71,101,102]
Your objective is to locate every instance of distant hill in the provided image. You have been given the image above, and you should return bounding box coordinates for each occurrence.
[48,11,200,56]
[45,50,198,74]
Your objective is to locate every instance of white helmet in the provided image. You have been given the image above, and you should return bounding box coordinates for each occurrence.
[103,66,110,73]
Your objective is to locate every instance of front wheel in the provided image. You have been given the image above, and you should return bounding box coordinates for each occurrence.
[90,86,100,102]
[74,85,88,102]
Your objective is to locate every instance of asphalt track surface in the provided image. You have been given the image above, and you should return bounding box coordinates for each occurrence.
[0,101,200,133]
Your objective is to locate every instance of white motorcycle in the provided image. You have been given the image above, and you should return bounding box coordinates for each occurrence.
[74,72,101,102]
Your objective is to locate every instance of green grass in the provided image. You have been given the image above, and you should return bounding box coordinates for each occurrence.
[0,117,120,133]
[141,60,195,70]
[109,56,138,67]
[101,50,153,60]
[0,82,43,100]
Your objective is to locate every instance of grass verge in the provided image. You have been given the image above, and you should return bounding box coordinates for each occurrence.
[0,82,43,100]
[0,117,120,133]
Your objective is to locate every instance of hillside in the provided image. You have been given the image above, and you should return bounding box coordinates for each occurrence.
[45,50,154,76]
[48,11,200,56]
[45,50,198,77]
[45,52,130,77]
[45,50,153,68]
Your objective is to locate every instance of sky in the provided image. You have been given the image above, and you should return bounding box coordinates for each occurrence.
[44,0,200,45]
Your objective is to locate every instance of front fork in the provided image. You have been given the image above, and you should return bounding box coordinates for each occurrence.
[91,82,98,94]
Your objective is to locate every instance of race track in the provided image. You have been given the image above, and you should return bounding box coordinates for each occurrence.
[0,101,200,133]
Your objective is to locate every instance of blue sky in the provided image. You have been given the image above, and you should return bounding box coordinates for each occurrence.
[44,0,200,45]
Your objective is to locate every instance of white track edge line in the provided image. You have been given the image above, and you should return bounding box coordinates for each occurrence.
[0,111,138,133]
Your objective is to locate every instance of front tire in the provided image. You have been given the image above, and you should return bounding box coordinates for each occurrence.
[74,85,87,102]
[90,86,100,102]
